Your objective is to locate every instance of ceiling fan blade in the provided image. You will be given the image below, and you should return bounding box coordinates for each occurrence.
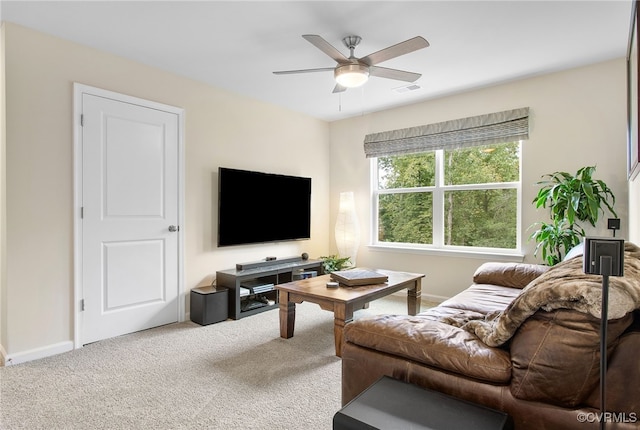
[360,36,429,66]
[302,34,349,64]
[369,66,421,82]
[332,84,347,94]
[273,67,335,75]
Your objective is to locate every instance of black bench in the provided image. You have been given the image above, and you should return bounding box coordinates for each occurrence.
[334,376,513,430]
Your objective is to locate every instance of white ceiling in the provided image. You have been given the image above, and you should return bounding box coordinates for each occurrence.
[1,1,634,121]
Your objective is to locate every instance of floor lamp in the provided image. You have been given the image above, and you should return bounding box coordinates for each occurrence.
[335,191,360,266]
[583,237,625,430]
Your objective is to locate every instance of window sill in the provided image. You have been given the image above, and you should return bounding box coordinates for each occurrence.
[368,244,525,262]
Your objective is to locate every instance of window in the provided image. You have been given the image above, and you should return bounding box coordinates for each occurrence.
[373,141,521,252]
[364,108,528,254]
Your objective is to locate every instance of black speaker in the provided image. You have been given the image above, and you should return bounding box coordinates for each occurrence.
[607,218,621,230]
[190,286,229,325]
[583,237,625,277]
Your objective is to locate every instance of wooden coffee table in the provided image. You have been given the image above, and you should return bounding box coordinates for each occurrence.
[275,269,424,357]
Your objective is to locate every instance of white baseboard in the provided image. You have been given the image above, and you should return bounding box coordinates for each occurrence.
[389,290,447,304]
[4,341,74,366]
[421,293,448,304]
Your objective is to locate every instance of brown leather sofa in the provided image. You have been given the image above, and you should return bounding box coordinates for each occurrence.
[342,260,640,430]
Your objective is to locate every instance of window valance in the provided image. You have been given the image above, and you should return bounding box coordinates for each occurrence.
[363,107,529,158]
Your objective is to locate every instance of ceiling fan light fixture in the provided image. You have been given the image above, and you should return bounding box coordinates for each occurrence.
[334,64,369,88]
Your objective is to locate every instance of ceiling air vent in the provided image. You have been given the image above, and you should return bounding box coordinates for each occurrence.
[393,84,422,94]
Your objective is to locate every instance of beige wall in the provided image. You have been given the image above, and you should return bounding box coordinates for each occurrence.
[2,23,330,360]
[2,22,636,362]
[329,59,629,300]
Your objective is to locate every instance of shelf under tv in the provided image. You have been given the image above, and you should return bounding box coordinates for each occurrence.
[216,258,323,319]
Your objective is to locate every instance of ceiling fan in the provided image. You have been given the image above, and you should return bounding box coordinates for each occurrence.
[273,34,429,93]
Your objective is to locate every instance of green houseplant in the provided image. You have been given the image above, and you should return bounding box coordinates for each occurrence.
[319,254,352,273]
[530,166,617,265]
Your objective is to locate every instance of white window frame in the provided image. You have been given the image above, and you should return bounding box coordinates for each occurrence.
[369,143,524,261]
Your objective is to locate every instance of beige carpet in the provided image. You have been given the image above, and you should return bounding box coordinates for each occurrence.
[0,295,434,430]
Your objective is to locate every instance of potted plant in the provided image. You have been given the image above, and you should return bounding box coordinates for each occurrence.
[530,166,617,265]
[530,218,583,266]
[319,254,352,273]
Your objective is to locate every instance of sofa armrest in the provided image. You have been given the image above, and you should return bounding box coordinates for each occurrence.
[343,315,511,384]
[473,262,549,289]
[510,309,633,408]
[585,328,640,413]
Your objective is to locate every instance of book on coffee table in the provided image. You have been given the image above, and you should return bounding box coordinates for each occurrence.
[330,269,388,287]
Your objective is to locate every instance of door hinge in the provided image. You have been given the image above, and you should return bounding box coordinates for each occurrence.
[80,299,85,311]
[80,114,84,127]
[80,207,84,219]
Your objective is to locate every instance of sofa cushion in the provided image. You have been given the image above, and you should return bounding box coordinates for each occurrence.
[473,262,549,289]
[421,284,521,322]
[563,243,584,261]
[343,315,512,383]
[510,309,633,407]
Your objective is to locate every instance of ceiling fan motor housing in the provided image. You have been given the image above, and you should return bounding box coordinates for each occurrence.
[342,35,362,51]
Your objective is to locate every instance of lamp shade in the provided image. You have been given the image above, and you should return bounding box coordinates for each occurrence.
[335,191,361,266]
[334,64,369,88]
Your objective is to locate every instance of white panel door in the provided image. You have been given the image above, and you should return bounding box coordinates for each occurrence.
[81,93,180,344]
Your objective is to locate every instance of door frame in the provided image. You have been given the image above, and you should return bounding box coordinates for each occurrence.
[72,83,186,349]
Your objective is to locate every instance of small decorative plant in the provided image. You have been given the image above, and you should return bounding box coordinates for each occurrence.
[319,255,352,273]
[530,166,617,265]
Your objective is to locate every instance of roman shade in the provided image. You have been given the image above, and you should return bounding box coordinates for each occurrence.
[363,107,529,158]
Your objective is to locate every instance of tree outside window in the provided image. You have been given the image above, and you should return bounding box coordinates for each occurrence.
[374,142,520,250]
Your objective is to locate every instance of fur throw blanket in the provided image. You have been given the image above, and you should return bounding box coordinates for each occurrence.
[454,242,640,347]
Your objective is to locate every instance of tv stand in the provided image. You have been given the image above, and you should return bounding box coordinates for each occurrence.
[216,258,323,319]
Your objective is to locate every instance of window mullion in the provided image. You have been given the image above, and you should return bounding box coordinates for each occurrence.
[370,158,379,245]
[433,150,445,247]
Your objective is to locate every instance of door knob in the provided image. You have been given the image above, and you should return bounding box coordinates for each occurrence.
[168,225,179,232]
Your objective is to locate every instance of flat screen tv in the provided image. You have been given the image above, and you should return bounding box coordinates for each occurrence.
[218,167,312,247]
